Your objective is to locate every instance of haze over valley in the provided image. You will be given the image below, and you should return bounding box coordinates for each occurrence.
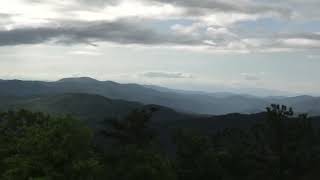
[1,77,320,117]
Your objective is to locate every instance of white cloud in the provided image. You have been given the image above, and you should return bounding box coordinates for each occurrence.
[0,0,183,28]
[171,23,202,36]
[200,12,259,26]
[141,71,193,79]
[203,40,217,46]
[71,0,184,21]
[68,50,103,56]
[206,27,236,38]
[0,0,319,53]
[307,55,320,59]
[280,38,320,48]
[241,72,265,81]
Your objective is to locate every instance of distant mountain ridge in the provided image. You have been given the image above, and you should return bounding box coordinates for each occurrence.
[0,93,141,121]
[0,77,320,115]
[0,93,199,129]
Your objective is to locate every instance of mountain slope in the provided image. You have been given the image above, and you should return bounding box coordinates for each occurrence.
[1,93,142,123]
[1,92,320,133]
[0,93,197,126]
[0,78,320,115]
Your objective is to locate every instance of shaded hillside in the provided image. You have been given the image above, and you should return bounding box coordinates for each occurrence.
[161,113,267,132]
[1,93,142,125]
[276,96,320,116]
[1,77,320,115]
[2,93,319,134]
[0,93,198,126]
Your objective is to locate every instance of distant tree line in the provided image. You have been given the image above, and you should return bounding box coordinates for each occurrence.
[1,105,320,179]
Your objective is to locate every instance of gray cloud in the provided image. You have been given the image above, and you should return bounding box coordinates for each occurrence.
[280,32,320,41]
[27,0,118,5]
[26,0,292,18]
[0,13,11,18]
[77,0,119,6]
[0,0,319,52]
[0,19,319,52]
[240,72,267,82]
[0,13,14,24]
[0,19,197,46]
[251,33,320,50]
[0,27,60,46]
[241,73,261,81]
[141,71,193,79]
[0,19,201,46]
[307,55,320,59]
[144,0,292,18]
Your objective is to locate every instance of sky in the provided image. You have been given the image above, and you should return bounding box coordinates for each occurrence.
[0,0,320,96]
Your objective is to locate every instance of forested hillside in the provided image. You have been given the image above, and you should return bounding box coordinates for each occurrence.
[1,78,320,115]
[1,105,320,179]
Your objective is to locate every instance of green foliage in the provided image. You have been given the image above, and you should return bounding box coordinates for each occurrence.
[174,129,226,180]
[0,110,102,180]
[2,104,320,180]
[101,108,177,180]
[101,109,155,146]
[173,104,320,180]
[103,144,176,180]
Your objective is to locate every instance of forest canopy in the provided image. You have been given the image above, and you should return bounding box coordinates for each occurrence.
[0,105,320,180]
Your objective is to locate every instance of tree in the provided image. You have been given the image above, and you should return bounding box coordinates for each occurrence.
[249,105,320,179]
[100,108,176,180]
[101,109,156,147]
[174,129,224,180]
[0,110,102,180]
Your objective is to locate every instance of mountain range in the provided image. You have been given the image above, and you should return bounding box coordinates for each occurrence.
[0,77,320,116]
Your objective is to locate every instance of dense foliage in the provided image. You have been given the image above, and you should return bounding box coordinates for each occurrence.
[1,105,320,179]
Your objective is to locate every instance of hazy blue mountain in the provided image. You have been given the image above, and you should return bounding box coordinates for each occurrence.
[145,84,297,97]
[145,84,255,98]
[276,96,320,116]
[0,77,320,115]
[0,93,197,126]
[1,92,320,135]
[0,93,141,122]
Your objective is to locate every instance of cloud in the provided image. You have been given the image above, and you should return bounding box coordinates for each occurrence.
[307,55,320,59]
[171,23,202,35]
[0,19,192,46]
[0,17,220,47]
[10,0,292,26]
[203,40,217,46]
[141,71,193,79]
[0,0,319,53]
[279,38,320,48]
[26,0,119,6]
[26,0,290,19]
[241,73,264,81]
[76,0,119,6]
[206,27,236,38]
[68,50,102,56]
[148,0,291,18]
[0,18,319,53]
[70,1,183,21]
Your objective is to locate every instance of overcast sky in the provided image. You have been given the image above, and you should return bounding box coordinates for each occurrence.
[0,0,319,95]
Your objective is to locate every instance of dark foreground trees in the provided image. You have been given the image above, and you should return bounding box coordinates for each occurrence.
[0,110,102,180]
[100,109,177,180]
[174,104,320,180]
[1,105,320,180]
[0,109,176,180]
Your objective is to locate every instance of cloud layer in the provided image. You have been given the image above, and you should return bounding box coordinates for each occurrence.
[0,0,319,52]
